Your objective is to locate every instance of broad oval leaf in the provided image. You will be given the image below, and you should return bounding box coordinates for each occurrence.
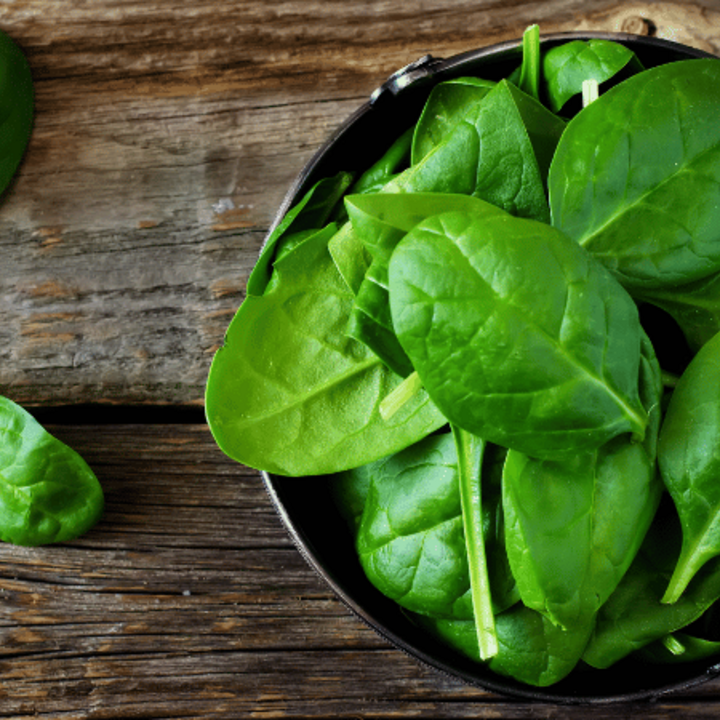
[549,58,720,290]
[0,397,104,546]
[388,209,647,459]
[205,225,446,476]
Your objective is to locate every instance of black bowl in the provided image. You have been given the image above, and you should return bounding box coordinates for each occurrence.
[262,32,720,703]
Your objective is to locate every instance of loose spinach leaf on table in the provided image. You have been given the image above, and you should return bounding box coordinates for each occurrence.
[658,330,720,603]
[388,208,647,459]
[0,29,33,196]
[549,59,720,291]
[502,332,663,630]
[0,397,104,546]
[542,38,641,113]
[205,221,446,476]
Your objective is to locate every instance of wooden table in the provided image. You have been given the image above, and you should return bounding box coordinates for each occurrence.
[3,0,720,716]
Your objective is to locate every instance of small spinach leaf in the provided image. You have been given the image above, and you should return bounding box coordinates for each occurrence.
[542,39,641,113]
[386,80,564,223]
[411,77,495,164]
[350,126,414,195]
[0,397,104,546]
[388,209,647,459]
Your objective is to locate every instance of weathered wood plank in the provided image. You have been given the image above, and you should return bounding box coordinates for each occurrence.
[0,424,715,718]
[1,0,719,406]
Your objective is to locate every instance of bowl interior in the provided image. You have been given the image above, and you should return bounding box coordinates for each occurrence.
[262,33,720,703]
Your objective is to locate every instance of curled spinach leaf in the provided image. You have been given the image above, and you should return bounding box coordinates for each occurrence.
[388,208,647,459]
[658,330,720,603]
[0,397,104,546]
[549,59,720,291]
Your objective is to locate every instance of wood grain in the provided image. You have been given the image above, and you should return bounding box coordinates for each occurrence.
[1,0,720,407]
[0,423,714,719]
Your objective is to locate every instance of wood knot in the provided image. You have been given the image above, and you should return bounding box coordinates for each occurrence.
[620,15,656,36]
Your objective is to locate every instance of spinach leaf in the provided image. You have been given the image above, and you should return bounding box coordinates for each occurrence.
[411,77,495,164]
[205,223,446,476]
[583,498,720,669]
[388,208,647,459]
[418,599,593,687]
[542,39,641,113]
[385,79,564,223]
[658,330,720,603]
[327,221,371,296]
[350,432,517,620]
[246,170,354,296]
[502,332,663,630]
[345,192,506,376]
[356,432,474,620]
[0,397,104,545]
[0,30,33,196]
[549,59,720,291]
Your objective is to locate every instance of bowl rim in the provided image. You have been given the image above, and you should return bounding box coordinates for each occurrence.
[260,31,720,704]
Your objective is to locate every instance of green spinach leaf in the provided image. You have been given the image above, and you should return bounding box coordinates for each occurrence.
[385,79,564,223]
[0,30,33,196]
[549,59,720,291]
[542,39,641,113]
[246,171,354,296]
[0,397,104,546]
[502,332,663,630]
[658,330,720,603]
[411,77,495,164]
[206,224,446,476]
[388,208,647,459]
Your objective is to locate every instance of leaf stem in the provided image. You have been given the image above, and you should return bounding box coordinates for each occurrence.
[452,425,498,660]
[582,79,599,107]
[661,633,687,656]
[380,371,423,420]
[518,24,541,101]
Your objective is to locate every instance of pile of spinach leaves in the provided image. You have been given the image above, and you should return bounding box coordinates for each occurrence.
[206,26,720,687]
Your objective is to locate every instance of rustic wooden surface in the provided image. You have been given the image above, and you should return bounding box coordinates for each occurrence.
[2,0,720,717]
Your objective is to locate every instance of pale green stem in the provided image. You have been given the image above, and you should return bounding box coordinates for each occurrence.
[582,79,599,107]
[452,425,498,660]
[380,371,423,420]
[661,634,687,656]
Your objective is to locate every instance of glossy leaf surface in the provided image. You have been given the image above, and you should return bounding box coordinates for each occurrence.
[549,59,720,290]
[542,39,639,112]
[0,397,104,546]
[389,209,647,459]
[206,226,446,476]
[658,330,720,603]
[502,333,663,630]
